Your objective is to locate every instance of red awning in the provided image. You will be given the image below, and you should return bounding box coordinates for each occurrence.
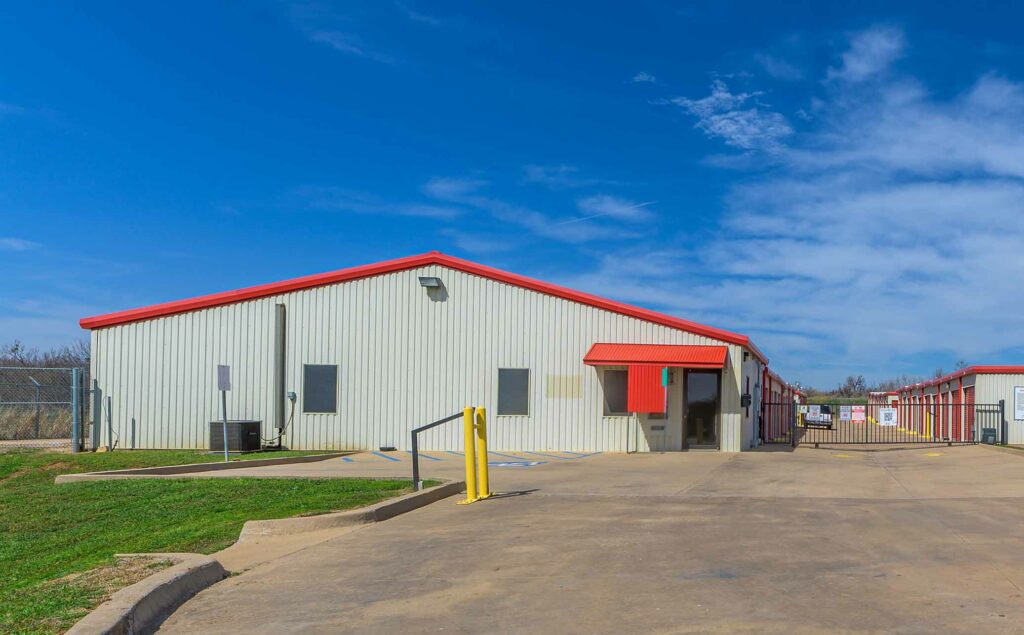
[583,343,728,368]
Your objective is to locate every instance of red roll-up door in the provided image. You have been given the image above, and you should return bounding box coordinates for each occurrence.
[627,365,665,413]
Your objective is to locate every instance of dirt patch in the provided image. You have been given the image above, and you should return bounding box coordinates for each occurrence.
[41,556,173,630]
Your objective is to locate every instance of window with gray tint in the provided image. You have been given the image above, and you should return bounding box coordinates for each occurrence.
[497,369,530,415]
[303,364,338,413]
[603,369,629,415]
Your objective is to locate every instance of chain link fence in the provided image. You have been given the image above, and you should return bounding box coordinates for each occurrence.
[0,367,87,450]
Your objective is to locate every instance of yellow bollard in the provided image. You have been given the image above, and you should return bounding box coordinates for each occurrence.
[475,406,491,499]
[459,407,478,504]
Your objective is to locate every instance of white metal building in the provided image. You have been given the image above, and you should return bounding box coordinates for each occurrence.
[81,252,798,453]
[898,367,1024,444]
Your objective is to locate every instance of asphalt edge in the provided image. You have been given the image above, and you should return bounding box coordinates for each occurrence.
[238,479,466,538]
[65,553,227,635]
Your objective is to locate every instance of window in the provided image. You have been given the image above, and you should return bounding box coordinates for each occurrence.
[303,364,338,413]
[497,368,530,415]
[603,369,629,416]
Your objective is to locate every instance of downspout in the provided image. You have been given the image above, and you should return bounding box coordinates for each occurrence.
[274,303,287,445]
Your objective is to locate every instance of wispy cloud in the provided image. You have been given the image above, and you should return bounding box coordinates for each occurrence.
[569,195,656,223]
[424,177,645,243]
[298,186,462,219]
[632,71,657,83]
[288,3,398,64]
[0,237,41,251]
[522,164,620,189]
[305,31,397,64]
[671,80,793,152]
[827,25,905,83]
[396,1,445,27]
[754,53,803,81]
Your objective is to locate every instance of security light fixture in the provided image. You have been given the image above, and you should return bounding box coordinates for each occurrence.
[418,276,442,288]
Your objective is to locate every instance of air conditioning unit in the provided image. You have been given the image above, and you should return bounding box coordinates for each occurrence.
[209,420,262,452]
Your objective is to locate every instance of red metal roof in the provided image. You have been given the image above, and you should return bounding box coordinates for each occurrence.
[900,365,1024,392]
[79,251,768,363]
[583,343,728,368]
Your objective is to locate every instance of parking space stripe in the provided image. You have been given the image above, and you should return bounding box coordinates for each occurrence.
[407,450,441,461]
[341,456,355,462]
[371,451,401,462]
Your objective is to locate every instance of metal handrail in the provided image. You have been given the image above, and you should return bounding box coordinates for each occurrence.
[411,412,462,491]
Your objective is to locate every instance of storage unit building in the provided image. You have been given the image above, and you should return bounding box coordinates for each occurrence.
[898,367,1024,444]
[80,252,797,453]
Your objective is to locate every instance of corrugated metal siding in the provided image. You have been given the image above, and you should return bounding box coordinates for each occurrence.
[90,264,748,452]
[974,373,1024,444]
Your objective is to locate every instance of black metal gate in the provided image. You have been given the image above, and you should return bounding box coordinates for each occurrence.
[761,400,1008,447]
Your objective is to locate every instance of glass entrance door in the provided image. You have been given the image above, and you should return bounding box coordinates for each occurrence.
[685,370,720,449]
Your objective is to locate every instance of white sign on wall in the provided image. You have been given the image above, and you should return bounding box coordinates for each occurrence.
[1015,386,1024,421]
[879,407,898,426]
[840,405,852,422]
[851,405,866,423]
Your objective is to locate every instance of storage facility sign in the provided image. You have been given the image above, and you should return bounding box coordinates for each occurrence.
[878,407,898,426]
[839,405,852,422]
[1015,386,1024,421]
[851,405,866,423]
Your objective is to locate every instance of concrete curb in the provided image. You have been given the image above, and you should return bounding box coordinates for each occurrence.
[65,553,227,635]
[55,452,349,484]
[239,480,465,538]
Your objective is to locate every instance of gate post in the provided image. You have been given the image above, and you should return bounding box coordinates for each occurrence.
[71,368,81,453]
[90,380,102,451]
[999,399,1008,446]
[790,401,797,448]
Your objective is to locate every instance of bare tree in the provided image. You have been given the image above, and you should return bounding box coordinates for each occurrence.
[0,340,90,368]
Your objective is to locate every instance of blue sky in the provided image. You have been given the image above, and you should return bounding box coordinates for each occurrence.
[3,1,1024,388]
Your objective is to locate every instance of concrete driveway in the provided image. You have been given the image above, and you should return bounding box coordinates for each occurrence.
[158,446,1024,634]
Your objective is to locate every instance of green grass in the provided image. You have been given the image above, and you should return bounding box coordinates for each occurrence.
[0,449,426,634]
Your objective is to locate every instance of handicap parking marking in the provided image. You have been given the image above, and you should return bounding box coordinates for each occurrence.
[487,450,535,461]
[341,456,355,463]
[488,460,547,468]
[371,451,402,462]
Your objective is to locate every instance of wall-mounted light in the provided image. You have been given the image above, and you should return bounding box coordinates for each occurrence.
[418,276,442,288]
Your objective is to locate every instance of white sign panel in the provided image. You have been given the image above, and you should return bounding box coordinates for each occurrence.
[851,405,866,423]
[839,405,852,422]
[217,365,231,391]
[878,407,898,426]
[1015,386,1024,421]
[808,405,821,418]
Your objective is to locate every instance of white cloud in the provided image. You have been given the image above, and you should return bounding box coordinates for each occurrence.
[614,32,1024,387]
[0,238,40,251]
[672,80,793,152]
[632,72,657,83]
[827,25,905,83]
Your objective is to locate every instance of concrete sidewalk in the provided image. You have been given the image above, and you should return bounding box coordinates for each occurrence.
[158,445,1024,634]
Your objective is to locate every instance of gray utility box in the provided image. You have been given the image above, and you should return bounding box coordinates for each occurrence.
[209,420,262,452]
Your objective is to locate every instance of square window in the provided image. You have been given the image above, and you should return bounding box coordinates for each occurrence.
[497,368,530,415]
[303,364,338,413]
